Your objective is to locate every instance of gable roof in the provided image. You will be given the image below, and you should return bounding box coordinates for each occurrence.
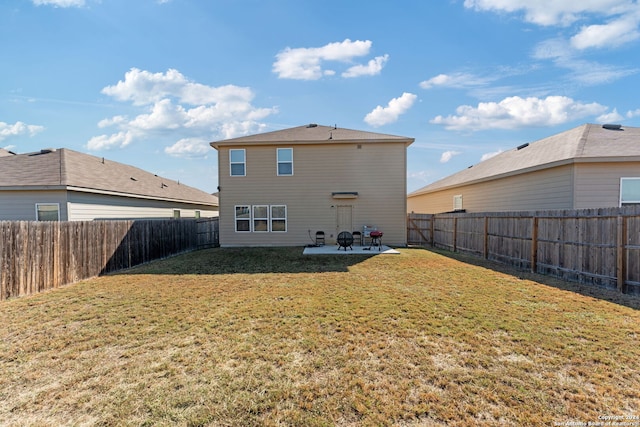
[409,123,640,196]
[0,148,218,207]
[0,148,16,157]
[210,124,414,148]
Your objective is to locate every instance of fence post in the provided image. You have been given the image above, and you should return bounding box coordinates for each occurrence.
[453,217,458,253]
[483,216,488,259]
[617,215,627,293]
[430,216,434,247]
[531,216,538,273]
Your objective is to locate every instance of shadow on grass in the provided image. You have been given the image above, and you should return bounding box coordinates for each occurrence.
[115,246,374,276]
[418,246,640,310]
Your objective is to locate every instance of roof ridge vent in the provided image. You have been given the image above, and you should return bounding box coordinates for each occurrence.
[602,124,622,130]
[306,123,318,128]
[516,143,529,150]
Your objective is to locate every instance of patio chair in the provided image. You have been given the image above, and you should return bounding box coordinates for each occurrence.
[352,230,362,246]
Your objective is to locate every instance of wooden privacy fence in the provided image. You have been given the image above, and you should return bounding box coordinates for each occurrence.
[408,207,640,295]
[0,217,219,300]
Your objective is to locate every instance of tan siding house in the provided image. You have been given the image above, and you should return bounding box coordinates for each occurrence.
[408,124,640,213]
[210,124,414,247]
[0,148,218,221]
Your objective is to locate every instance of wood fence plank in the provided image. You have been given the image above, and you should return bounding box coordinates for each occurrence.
[0,218,219,300]
[408,208,639,294]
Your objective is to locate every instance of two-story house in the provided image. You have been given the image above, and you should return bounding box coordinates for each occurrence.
[210,124,414,247]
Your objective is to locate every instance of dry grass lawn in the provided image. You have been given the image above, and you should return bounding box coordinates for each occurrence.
[1,247,639,426]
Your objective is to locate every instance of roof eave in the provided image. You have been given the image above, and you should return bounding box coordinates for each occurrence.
[0,185,67,191]
[408,159,576,197]
[65,186,218,207]
[210,137,414,149]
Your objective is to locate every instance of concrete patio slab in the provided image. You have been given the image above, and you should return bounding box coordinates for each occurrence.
[303,244,400,255]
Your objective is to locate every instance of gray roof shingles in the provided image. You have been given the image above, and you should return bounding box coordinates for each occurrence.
[409,123,640,196]
[210,124,414,147]
[0,148,218,207]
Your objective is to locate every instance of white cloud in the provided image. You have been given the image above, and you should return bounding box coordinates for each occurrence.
[431,95,608,131]
[342,54,389,78]
[0,121,44,142]
[571,15,640,49]
[532,38,572,61]
[164,138,210,158]
[533,37,638,84]
[86,131,133,150]
[420,73,492,90]
[101,68,256,107]
[626,108,640,118]
[218,121,268,140]
[364,92,417,127]
[273,39,388,80]
[32,0,85,7]
[466,0,640,51]
[440,150,461,163]
[463,0,634,26]
[89,68,277,152]
[596,108,624,123]
[480,149,503,162]
[571,62,637,84]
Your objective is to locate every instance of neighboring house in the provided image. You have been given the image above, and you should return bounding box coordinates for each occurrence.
[407,123,640,214]
[0,148,218,221]
[210,124,414,247]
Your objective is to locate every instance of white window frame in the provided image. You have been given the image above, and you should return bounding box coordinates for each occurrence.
[620,177,640,206]
[235,205,251,232]
[270,205,287,232]
[234,204,287,233]
[35,203,60,221]
[230,149,246,176]
[277,148,293,176]
[252,205,269,232]
[453,195,463,211]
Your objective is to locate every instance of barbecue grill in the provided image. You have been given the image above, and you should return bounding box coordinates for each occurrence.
[337,231,354,251]
[368,230,383,251]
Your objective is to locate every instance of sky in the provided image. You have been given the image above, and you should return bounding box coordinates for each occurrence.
[2,0,640,195]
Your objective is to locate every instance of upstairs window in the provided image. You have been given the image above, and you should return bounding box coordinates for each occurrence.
[277,148,293,176]
[620,178,640,205]
[230,149,246,176]
[36,203,59,221]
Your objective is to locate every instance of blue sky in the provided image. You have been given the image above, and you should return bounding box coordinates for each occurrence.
[2,0,640,195]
